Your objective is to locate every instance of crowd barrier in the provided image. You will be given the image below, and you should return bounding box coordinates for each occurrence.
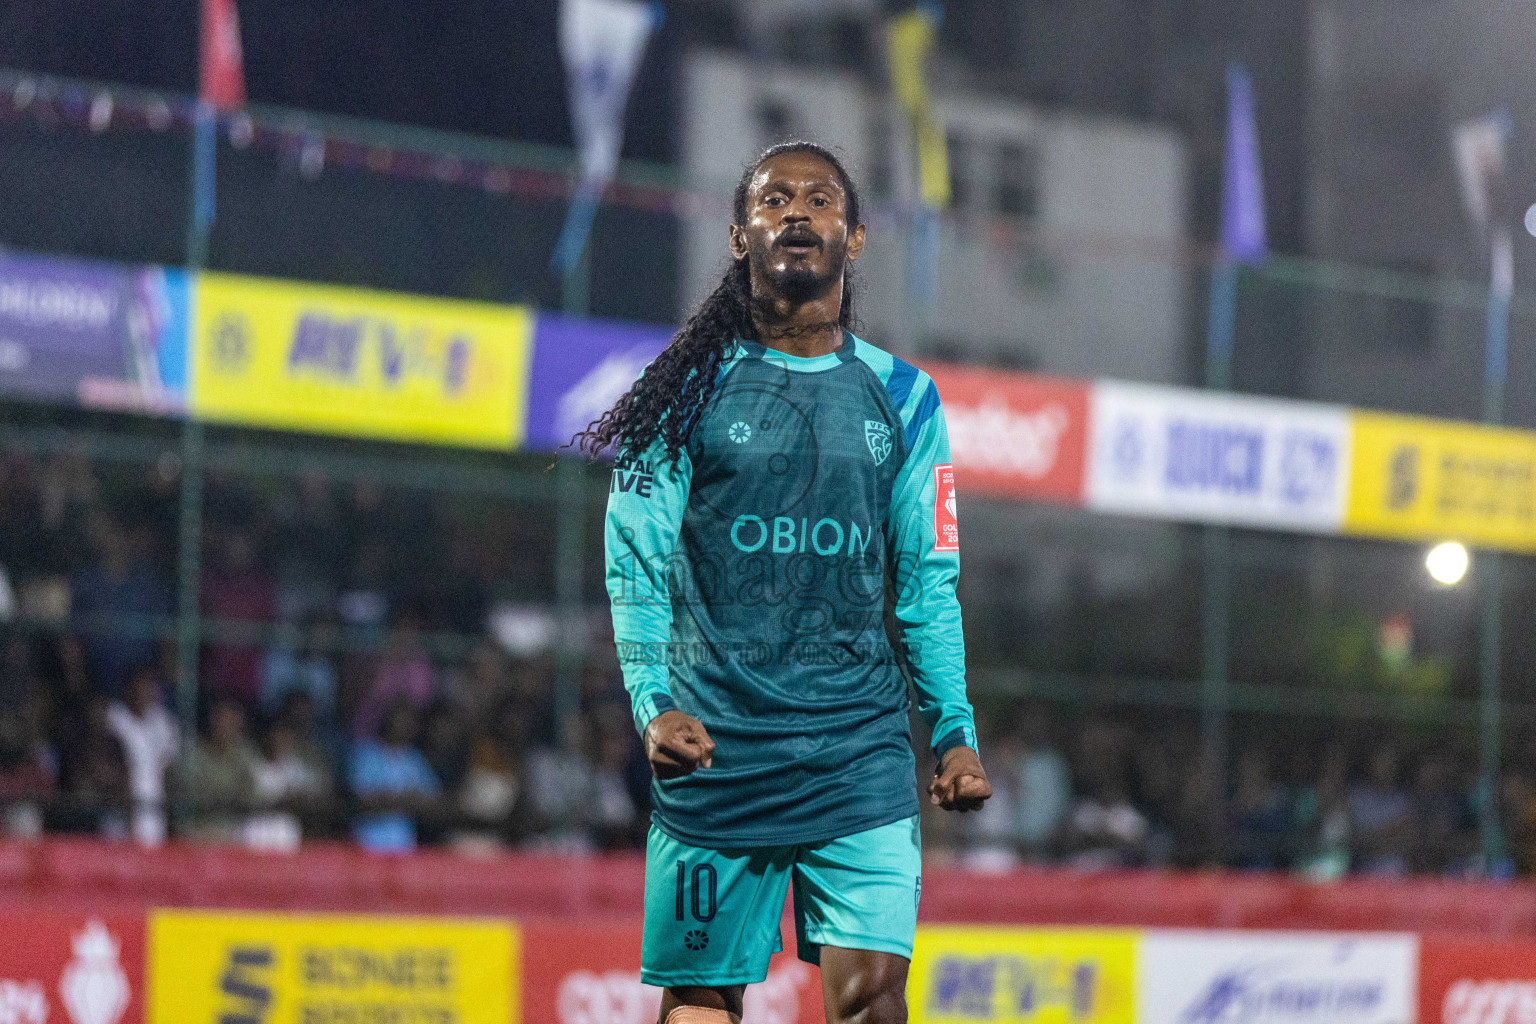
[3,841,1536,1024]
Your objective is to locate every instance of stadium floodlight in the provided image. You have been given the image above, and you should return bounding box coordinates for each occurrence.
[1426,541,1470,585]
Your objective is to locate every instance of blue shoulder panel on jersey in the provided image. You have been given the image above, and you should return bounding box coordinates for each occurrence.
[885,357,920,413]
[905,378,941,448]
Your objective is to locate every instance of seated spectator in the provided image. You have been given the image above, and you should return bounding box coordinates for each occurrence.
[276,690,339,777]
[592,708,642,851]
[259,614,339,720]
[421,704,469,799]
[1064,721,1150,869]
[353,611,437,739]
[72,519,170,697]
[107,666,178,846]
[1229,747,1291,870]
[526,712,597,852]
[1504,771,1536,877]
[451,700,534,852]
[444,640,513,720]
[1348,746,1415,876]
[202,532,276,707]
[1016,713,1071,861]
[55,695,130,839]
[1294,741,1351,880]
[1411,754,1475,874]
[183,698,259,843]
[0,701,55,838]
[247,719,334,851]
[956,724,1025,870]
[1065,778,1150,870]
[349,703,441,853]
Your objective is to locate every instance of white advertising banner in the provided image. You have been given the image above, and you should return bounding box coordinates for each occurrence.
[1087,381,1351,532]
[1137,931,1418,1024]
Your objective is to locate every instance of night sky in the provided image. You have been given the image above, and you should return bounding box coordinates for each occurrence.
[0,0,699,162]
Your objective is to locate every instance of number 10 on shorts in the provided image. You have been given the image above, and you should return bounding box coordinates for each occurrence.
[675,862,718,922]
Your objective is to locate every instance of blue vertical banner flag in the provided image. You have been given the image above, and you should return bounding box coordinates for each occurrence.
[1219,64,1266,266]
[551,0,662,275]
[1206,63,1265,391]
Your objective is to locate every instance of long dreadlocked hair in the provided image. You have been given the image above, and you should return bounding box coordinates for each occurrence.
[571,141,862,464]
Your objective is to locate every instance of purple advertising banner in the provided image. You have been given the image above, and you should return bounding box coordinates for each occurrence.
[525,313,670,451]
[0,251,188,412]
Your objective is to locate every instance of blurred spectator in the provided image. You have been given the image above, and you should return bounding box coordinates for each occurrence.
[1228,747,1290,870]
[1065,722,1149,869]
[55,695,129,838]
[107,665,178,846]
[270,470,345,621]
[247,719,334,850]
[349,703,441,853]
[956,724,1024,869]
[1503,771,1536,876]
[1411,754,1475,874]
[0,699,56,838]
[526,712,597,851]
[1016,712,1071,860]
[276,690,339,773]
[1294,742,1352,880]
[451,699,534,851]
[182,698,259,843]
[421,704,469,798]
[353,611,437,739]
[202,533,275,707]
[1348,746,1415,876]
[591,707,642,850]
[72,518,170,697]
[445,640,513,719]
[259,614,339,720]
[1130,734,1182,867]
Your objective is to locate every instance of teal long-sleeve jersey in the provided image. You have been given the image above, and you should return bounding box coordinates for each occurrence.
[604,332,977,848]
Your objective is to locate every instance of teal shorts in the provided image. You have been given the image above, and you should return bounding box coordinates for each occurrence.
[640,814,921,988]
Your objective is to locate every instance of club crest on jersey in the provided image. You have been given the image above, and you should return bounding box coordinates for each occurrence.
[865,420,893,466]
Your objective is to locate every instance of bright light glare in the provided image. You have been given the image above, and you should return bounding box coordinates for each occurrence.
[1526,204,1536,238]
[1426,541,1470,585]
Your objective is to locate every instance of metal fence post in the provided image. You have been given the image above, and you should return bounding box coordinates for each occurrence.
[173,100,216,827]
[552,239,593,741]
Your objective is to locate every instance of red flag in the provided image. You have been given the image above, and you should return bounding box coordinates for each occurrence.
[200,0,245,109]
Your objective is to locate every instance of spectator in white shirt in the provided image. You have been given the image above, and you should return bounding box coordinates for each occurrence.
[107,665,178,846]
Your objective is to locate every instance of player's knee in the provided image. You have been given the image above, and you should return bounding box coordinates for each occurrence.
[827,961,908,1024]
[663,1007,741,1024]
[661,986,743,1024]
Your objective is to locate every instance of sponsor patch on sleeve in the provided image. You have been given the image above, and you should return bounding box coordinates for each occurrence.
[933,463,959,551]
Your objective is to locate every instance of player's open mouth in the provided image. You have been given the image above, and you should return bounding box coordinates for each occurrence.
[776,232,821,255]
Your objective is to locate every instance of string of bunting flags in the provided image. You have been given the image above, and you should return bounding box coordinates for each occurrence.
[0,245,1533,553]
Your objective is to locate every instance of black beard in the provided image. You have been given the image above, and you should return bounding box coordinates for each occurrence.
[749,239,846,305]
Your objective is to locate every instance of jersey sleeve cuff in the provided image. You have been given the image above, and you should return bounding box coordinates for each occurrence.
[633,691,679,735]
[932,725,975,761]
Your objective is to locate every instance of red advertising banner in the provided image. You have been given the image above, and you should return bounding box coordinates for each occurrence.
[522,921,825,1024]
[916,362,1089,504]
[1421,937,1536,1024]
[0,911,144,1024]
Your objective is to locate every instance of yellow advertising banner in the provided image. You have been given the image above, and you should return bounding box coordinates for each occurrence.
[148,910,518,1024]
[191,272,531,448]
[908,926,1137,1024]
[1344,410,1536,551]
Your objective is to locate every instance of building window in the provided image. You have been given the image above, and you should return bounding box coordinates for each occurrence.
[754,97,795,147]
[994,141,1039,219]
